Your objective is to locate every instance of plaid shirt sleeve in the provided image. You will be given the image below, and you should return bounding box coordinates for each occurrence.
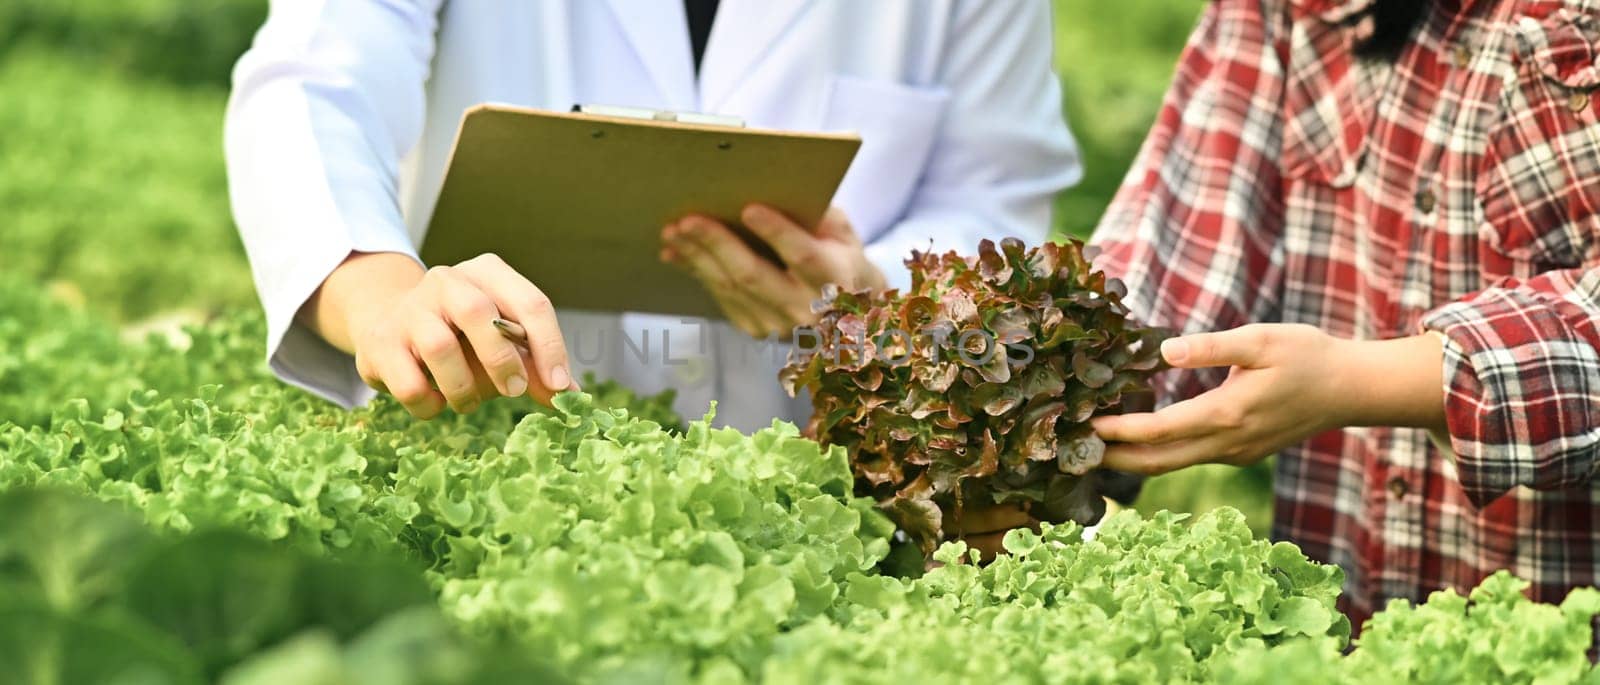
[1090,0,1288,404]
[1421,270,1600,506]
[1417,3,1600,507]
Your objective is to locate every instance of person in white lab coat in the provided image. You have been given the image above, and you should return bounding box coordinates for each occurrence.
[225,1,1080,430]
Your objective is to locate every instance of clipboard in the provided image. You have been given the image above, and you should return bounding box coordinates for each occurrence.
[419,103,862,318]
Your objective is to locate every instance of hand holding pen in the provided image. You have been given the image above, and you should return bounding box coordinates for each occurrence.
[340,253,578,419]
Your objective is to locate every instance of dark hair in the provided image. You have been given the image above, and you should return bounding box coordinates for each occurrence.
[1352,0,1431,60]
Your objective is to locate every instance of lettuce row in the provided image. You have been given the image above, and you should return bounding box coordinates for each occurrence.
[2,275,1598,683]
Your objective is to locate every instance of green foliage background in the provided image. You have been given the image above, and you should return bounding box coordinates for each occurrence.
[0,0,1268,533]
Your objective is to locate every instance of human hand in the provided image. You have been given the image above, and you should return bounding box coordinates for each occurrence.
[1091,324,1446,475]
[335,253,576,418]
[1091,324,1346,475]
[660,205,886,338]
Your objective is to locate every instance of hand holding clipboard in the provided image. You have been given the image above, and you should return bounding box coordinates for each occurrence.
[420,103,862,319]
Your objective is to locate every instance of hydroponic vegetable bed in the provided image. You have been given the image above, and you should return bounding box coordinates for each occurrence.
[1,274,1597,684]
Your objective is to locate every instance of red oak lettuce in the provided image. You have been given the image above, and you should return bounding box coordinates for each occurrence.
[781,238,1167,552]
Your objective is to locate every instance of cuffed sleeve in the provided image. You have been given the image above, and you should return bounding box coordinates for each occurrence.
[1421,268,1600,506]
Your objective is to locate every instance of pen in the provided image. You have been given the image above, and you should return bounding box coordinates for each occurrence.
[492,318,579,391]
[492,318,529,347]
[377,320,530,396]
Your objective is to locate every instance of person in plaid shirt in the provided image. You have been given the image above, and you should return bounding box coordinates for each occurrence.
[1087,0,1600,629]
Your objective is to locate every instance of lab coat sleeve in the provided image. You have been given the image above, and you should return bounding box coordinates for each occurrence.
[225,0,443,408]
[862,0,1082,291]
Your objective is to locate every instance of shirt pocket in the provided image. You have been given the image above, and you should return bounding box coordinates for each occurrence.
[1476,6,1600,274]
[820,74,950,241]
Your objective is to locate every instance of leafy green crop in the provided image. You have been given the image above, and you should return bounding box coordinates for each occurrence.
[10,3,1592,679]
[764,508,1346,684]
[0,49,257,324]
[1213,572,1600,685]
[0,489,561,685]
[2,278,1597,683]
[1345,573,1600,683]
[402,394,896,679]
[781,238,1166,551]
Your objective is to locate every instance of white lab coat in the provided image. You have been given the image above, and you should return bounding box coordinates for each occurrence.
[226,0,1079,430]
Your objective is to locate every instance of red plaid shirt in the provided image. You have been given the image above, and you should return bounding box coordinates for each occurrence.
[1092,0,1600,627]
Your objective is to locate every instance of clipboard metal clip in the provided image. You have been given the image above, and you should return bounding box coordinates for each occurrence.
[572,103,745,129]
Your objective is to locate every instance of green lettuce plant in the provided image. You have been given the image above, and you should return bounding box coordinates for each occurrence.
[764,508,1349,683]
[5,276,1599,683]
[781,238,1167,551]
[0,489,558,685]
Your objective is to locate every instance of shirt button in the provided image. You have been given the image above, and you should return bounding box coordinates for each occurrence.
[1387,476,1409,499]
[1453,45,1471,69]
[1569,92,1590,113]
[1415,189,1437,214]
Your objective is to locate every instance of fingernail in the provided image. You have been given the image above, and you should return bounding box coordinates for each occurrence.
[1161,338,1189,364]
[506,374,527,397]
[742,205,771,223]
[549,365,571,391]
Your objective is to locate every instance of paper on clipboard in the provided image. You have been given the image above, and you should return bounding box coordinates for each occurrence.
[418,103,862,319]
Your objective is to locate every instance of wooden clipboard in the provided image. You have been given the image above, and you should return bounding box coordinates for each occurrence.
[419,104,862,318]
